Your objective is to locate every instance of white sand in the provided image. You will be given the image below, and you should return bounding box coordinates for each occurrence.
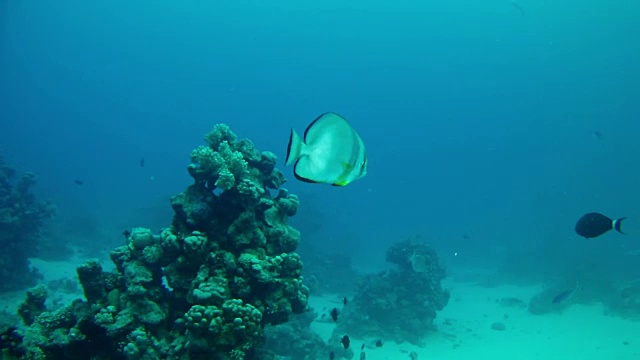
[310,280,640,360]
[0,256,94,314]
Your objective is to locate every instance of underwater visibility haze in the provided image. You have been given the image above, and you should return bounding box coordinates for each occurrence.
[1,0,640,359]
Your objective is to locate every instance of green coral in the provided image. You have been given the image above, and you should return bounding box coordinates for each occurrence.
[17,285,48,326]
[184,304,222,335]
[190,145,223,174]
[94,306,117,325]
[188,140,248,190]
[77,259,106,304]
[183,231,208,263]
[128,227,156,250]
[8,123,308,359]
[0,158,55,291]
[141,245,163,265]
[237,178,266,201]
[275,189,299,216]
[122,327,167,360]
[204,123,237,150]
[188,265,229,305]
[218,141,249,178]
[184,299,262,357]
[228,210,268,248]
[264,223,301,254]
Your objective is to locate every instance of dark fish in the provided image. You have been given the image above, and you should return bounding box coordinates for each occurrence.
[552,289,573,304]
[361,343,365,351]
[330,307,339,322]
[122,230,131,239]
[575,212,626,239]
[509,0,525,17]
[140,158,145,167]
[593,130,604,141]
[375,339,383,347]
[343,296,348,306]
[329,351,335,360]
[341,335,350,350]
[552,283,579,304]
[74,179,84,186]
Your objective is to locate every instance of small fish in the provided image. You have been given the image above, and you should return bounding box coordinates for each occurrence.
[552,282,579,304]
[624,249,640,257]
[593,130,604,141]
[74,179,84,186]
[575,212,626,239]
[329,351,335,360]
[140,157,145,167]
[330,307,339,322]
[375,339,383,347]
[286,112,367,186]
[343,296,348,306]
[509,0,525,17]
[341,335,350,350]
[359,351,366,360]
[122,230,131,239]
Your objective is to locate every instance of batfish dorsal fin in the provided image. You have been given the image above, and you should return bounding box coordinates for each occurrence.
[286,129,305,167]
[303,112,350,144]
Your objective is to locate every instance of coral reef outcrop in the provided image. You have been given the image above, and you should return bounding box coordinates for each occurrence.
[335,238,450,345]
[0,157,55,291]
[4,124,308,360]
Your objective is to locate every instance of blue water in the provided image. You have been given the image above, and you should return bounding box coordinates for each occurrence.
[2,0,639,310]
[0,1,640,262]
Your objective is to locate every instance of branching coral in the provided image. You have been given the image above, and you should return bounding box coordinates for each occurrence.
[188,142,248,190]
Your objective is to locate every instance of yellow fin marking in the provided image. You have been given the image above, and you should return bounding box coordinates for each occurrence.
[333,162,353,186]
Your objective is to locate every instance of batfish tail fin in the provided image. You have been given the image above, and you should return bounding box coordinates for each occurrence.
[285,129,304,167]
[614,217,627,234]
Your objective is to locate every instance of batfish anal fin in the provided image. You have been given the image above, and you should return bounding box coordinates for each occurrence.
[332,162,354,186]
[293,160,321,184]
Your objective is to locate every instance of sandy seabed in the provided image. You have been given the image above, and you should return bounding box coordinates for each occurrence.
[310,280,640,360]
